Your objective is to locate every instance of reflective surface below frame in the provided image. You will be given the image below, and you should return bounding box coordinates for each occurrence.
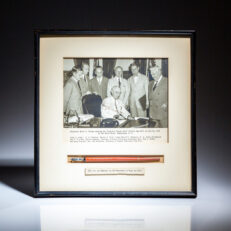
[0,167,230,231]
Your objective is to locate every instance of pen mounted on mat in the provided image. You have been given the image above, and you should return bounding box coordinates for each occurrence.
[68,155,164,163]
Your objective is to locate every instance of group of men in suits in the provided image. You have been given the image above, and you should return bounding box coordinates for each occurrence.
[64,62,168,128]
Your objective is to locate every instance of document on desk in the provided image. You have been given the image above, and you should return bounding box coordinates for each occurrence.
[117,119,127,126]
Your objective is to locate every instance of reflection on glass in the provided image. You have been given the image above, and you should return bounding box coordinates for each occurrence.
[40,201,191,231]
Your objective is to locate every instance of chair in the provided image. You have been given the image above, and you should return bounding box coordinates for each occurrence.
[82,94,102,117]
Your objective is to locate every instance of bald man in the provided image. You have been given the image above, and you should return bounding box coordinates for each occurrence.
[101,86,131,119]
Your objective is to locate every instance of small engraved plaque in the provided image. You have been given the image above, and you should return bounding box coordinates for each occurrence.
[85,168,145,176]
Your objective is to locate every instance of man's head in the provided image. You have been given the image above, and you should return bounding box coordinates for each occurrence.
[130,63,139,76]
[95,66,103,78]
[114,66,123,78]
[150,66,162,81]
[111,86,121,99]
[82,63,89,75]
[72,66,83,80]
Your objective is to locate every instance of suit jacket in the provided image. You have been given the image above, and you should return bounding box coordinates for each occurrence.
[101,96,130,119]
[107,77,130,106]
[78,74,90,96]
[128,73,149,110]
[148,77,168,126]
[63,77,83,115]
[89,76,108,100]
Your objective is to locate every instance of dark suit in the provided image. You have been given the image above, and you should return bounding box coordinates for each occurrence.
[78,74,90,96]
[89,76,108,100]
[148,77,168,128]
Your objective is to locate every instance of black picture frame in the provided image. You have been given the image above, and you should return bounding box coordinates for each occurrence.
[34,30,196,198]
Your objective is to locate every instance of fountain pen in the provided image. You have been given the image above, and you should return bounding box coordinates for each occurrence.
[69,156,161,163]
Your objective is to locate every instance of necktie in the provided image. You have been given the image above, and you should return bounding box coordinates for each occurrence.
[118,78,121,88]
[153,81,158,91]
[115,99,119,113]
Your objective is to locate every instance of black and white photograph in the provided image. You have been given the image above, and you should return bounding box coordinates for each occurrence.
[63,58,168,128]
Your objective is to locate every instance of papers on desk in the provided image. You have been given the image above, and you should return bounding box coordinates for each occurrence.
[67,116,78,123]
[67,114,94,124]
[118,117,150,128]
[115,117,150,128]
[134,117,149,120]
[79,114,94,123]
[116,119,127,125]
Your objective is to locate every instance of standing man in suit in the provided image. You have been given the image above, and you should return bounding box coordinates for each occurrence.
[89,66,108,100]
[148,65,168,128]
[107,66,130,107]
[63,66,83,115]
[128,63,149,117]
[78,62,91,96]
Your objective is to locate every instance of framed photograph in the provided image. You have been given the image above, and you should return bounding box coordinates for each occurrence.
[34,30,196,197]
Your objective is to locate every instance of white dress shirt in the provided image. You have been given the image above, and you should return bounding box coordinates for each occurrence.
[97,76,103,84]
[71,76,78,83]
[133,75,138,84]
[107,76,130,106]
[101,96,130,119]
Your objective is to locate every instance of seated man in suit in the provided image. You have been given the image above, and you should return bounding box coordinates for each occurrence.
[64,66,83,115]
[128,63,149,117]
[148,65,168,128]
[89,66,108,100]
[107,66,130,107]
[101,86,131,119]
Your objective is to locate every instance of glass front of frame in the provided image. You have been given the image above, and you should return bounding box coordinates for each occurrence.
[35,32,196,197]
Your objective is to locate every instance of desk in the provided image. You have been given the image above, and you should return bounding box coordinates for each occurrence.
[64,117,157,128]
[119,119,157,128]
